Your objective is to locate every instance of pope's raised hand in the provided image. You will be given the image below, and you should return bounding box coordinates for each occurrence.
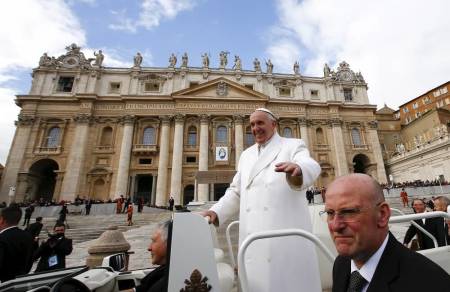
[275,162,302,176]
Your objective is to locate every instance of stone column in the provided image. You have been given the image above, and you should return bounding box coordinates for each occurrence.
[155,116,171,206]
[0,115,35,201]
[330,119,349,176]
[197,115,210,201]
[234,115,244,169]
[113,115,135,199]
[151,175,157,205]
[297,117,309,149]
[60,114,91,201]
[367,121,388,183]
[170,114,185,205]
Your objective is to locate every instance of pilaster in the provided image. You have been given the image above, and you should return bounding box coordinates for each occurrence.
[367,121,388,183]
[329,118,349,176]
[234,115,244,169]
[170,114,185,204]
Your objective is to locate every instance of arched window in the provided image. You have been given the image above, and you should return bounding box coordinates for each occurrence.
[316,127,325,144]
[216,126,227,143]
[143,127,156,145]
[187,126,197,146]
[283,127,293,138]
[351,128,362,145]
[100,126,113,146]
[47,127,60,147]
[245,126,254,146]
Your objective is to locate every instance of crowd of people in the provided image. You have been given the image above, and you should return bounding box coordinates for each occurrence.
[381,178,449,189]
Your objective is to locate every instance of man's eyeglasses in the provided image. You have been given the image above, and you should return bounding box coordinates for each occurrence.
[319,202,383,223]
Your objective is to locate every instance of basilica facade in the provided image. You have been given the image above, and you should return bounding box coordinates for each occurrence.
[0,45,387,205]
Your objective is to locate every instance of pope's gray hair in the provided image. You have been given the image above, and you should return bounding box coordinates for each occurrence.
[156,220,171,242]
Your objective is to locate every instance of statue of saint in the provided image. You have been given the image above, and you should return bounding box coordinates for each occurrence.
[93,50,104,67]
[323,63,331,77]
[133,52,143,67]
[293,61,300,75]
[181,52,188,67]
[253,58,261,72]
[169,53,177,67]
[266,59,273,74]
[219,51,229,68]
[39,53,51,66]
[201,53,210,68]
[233,55,242,70]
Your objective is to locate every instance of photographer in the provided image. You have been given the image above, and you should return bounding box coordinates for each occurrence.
[34,222,72,272]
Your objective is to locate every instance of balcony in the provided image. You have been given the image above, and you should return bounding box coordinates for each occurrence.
[93,145,114,153]
[35,146,62,155]
[314,144,330,151]
[133,144,158,154]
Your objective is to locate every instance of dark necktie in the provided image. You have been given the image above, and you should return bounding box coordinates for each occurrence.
[347,271,367,292]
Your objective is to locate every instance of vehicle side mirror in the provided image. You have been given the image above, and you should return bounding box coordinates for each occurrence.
[102,253,127,272]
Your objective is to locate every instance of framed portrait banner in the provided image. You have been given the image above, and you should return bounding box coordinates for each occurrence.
[215,146,228,161]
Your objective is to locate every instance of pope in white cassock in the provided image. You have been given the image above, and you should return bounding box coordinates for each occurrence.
[202,108,322,292]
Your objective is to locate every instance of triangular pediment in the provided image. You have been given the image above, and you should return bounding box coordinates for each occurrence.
[172,77,269,100]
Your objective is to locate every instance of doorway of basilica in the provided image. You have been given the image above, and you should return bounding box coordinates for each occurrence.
[135,174,153,203]
[353,154,370,174]
[28,159,59,202]
[183,185,194,205]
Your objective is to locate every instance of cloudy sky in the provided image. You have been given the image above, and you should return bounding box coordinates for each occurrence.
[0,0,449,164]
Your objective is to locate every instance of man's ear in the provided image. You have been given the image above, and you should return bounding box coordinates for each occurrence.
[377,202,391,228]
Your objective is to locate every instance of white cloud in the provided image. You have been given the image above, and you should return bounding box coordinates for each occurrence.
[0,0,86,163]
[109,0,199,33]
[266,0,450,109]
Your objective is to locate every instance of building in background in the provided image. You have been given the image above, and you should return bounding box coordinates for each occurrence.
[0,44,387,205]
[377,81,450,184]
[397,81,450,125]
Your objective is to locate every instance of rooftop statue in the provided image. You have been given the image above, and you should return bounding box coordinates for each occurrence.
[219,51,229,68]
[233,55,242,70]
[265,59,273,74]
[293,61,300,75]
[323,63,331,77]
[201,53,210,68]
[134,52,143,67]
[169,53,177,68]
[181,52,188,67]
[253,58,261,72]
[93,50,104,67]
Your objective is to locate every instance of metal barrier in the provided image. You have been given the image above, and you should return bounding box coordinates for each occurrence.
[389,211,450,248]
[237,229,335,292]
[225,220,239,269]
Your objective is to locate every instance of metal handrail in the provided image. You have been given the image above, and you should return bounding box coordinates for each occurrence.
[390,208,405,216]
[390,211,450,248]
[237,229,335,292]
[225,220,239,269]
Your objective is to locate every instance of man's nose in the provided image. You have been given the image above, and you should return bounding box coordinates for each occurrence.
[328,218,346,231]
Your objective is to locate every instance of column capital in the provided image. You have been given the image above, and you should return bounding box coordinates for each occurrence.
[199,114,210,123]
[297,117,308,126]
[174,114,185,123]
[120,115,136,125]
[328,118,343,127]
[233,114,244,124]
[159,115,172,125]
[73,113,93,124]
[367,120,378,129]
[15,114,36,126]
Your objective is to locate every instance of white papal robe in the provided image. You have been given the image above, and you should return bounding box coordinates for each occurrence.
[210,133,322,292]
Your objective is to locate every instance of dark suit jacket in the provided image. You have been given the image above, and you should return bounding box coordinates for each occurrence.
[26,222,43,239]
[332,233,450,292]
[135,265,167,292]
[34,235,73,272]
[0,226,34,282]
[403,217,447,249]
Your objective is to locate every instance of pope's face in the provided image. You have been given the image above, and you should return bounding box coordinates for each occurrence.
[250,111,276,144]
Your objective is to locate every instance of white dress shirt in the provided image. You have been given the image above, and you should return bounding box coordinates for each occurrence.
[350,234,389,292]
